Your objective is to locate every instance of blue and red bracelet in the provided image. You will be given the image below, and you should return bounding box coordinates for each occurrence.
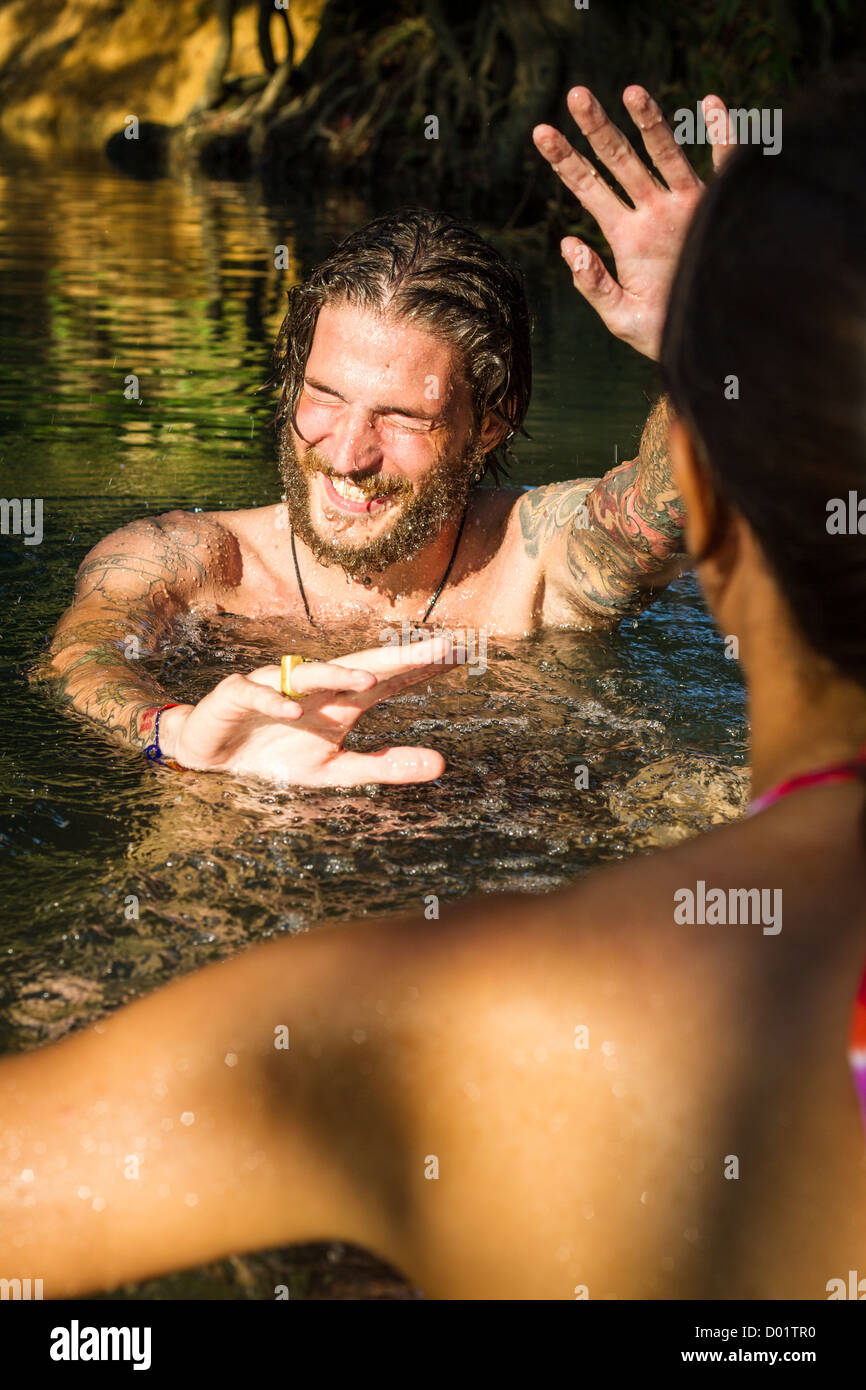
[143,702,184,767]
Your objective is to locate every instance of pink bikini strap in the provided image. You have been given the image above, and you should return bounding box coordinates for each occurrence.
[748,741,866,817]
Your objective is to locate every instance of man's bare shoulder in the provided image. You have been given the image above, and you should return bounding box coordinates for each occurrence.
[198,502,284,536]
[480,478,605,629]
[468,479,598,568]
[76,508,245,600]
[199,502,290,565]
[511,478,600,561]
[91,507,238,555]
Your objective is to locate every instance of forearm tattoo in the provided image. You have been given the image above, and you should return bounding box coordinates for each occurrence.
[41,517,226,748]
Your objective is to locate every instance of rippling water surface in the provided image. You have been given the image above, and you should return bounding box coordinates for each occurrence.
[0,150,748,1297]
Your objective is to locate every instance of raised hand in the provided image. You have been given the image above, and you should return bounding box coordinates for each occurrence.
[159,635,458,786]
[533,86,735,360]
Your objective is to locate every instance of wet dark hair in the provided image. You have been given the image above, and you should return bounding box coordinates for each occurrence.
[271,208,532,483]
[661,65,866,688]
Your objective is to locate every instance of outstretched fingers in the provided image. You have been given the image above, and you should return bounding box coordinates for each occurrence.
[565,85,660,203]
[244,639,459,725]
[333,634,457,681]
[245,660,376,699]
[329,645,459,720]
[532,122,625,231]
[322,746,447,787]
[622,84,701,193]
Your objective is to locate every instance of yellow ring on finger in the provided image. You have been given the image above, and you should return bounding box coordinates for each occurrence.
[281,653,308,699]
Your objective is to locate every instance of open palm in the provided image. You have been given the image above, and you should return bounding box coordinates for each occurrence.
[169,635,458,786]
[533,86,736,360]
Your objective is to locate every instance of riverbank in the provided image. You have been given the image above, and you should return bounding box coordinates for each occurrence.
[0,0,323,154]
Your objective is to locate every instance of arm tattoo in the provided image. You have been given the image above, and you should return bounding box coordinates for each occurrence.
[40,516,224,749]
[72,520,210,606]
[518,481,597,561]
[44,608,173,751]
[565,396,686,623]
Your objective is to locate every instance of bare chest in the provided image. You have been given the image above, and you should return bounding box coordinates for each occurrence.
[210,510,551,636]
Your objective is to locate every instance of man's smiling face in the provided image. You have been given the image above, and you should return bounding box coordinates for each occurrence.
[277,301,486,576]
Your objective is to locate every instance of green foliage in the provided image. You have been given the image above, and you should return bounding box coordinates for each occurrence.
[226,0,864,223]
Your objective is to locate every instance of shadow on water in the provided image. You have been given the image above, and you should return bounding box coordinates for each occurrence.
[0,150,748,1297]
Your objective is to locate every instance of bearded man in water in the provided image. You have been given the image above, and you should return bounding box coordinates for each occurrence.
[47,87,733,786]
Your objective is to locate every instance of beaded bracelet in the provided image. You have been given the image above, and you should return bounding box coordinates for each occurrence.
[144,702,183,765]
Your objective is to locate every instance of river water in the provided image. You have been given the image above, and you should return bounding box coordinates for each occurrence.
[0,149,748,1297]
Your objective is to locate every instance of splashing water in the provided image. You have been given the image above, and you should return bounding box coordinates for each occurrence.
[0,154,747,1297]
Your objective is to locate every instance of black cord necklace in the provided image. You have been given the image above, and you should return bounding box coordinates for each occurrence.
[290,500,469,628]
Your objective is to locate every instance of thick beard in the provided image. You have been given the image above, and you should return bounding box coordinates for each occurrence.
[277,427,484,578]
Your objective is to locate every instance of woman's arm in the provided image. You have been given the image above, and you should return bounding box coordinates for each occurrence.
[0,899,616,1299]
[0,880,724,1299]
[0,922,410,1298]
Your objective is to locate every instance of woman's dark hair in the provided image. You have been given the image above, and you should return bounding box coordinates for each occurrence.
[661,66,866,688]
[271,208,532,483]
